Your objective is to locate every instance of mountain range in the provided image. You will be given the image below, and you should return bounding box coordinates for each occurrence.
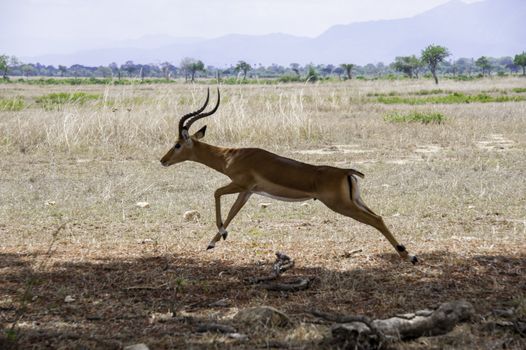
[28,0,525,66]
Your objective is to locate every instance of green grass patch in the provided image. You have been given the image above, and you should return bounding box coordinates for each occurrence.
[414,89,447,95]
[512,87,526,93]
[0,97,25,111]
[377,92,526,105]
[36,92,101,110]
[384,111,445,124]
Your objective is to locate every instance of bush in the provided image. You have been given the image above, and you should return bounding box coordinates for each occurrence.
[277,74,302,83]
[384,111,445,124]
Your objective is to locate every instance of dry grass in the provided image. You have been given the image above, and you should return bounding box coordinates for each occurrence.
[1,78,525,349]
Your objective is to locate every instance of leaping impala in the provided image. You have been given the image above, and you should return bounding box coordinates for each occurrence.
[160,89,418,264]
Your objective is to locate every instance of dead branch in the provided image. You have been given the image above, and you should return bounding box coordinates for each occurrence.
[245,252,314,292]
[247,252,294,284]
[258,277,314,292]
[311,300,474,348]
[196,323,237,334]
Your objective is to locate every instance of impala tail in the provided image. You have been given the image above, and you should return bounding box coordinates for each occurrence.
[348,169,365,178]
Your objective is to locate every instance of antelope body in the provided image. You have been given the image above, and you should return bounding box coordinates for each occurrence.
[161,89,417,264]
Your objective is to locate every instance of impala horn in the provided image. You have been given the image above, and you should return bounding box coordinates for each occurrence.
[184,88,221,132]
[178,88,210,138]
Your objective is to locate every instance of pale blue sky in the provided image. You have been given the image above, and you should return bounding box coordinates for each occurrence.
[1,0,482,56]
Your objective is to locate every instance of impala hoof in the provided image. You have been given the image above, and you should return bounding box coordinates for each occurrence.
[411,255,418,265]
[207,244,215,250]
[222,231,228,240]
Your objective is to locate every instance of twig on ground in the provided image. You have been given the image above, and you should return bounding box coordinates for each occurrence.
[247,252,294,284]
[196,323,237,334]
[259,277,314,292]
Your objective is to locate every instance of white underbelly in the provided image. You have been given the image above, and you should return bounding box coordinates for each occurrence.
[253,191,311,202]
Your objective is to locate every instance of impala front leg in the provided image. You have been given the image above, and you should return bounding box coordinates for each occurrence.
[207,183,244,250]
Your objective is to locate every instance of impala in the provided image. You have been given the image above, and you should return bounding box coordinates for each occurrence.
[160,89,418,264]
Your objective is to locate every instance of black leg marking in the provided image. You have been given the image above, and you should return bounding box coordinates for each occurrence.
[411,256,418,265]
[222,231,228,240]
[347,176,353,200]
[396,244,406,252]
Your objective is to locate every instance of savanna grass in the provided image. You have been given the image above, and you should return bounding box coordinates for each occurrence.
[377,92,526,104]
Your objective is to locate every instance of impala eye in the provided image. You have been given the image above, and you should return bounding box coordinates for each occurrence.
[174,143,181,149]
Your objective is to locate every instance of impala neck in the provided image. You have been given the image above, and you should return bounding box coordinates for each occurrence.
[189,140,230,174]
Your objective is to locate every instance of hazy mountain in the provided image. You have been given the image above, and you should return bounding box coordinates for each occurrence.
[27,0,525,66]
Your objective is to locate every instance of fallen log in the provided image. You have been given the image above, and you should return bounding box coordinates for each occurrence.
[312,300,474,349]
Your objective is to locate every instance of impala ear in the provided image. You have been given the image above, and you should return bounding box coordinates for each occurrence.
[193,125,207,139]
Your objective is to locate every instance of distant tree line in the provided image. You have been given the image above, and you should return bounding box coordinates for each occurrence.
[1,49,525,84]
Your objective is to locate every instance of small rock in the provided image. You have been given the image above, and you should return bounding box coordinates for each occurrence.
[124,344,149,350]
[183,210,201,222]
[259,203,272,209]
[45,200,56,206]
[300,203,310,208]
[492,308,514,318]
[136,202,150,208]
[64,295,75,303]
[150,311,173,323]
[209,298,231,307]
[234,306,291,328]
[228,333,248,341]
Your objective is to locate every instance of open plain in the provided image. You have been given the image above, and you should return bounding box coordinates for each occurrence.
[1,78,525,349]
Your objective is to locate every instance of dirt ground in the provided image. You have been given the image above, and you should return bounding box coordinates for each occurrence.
[1,80,525,349]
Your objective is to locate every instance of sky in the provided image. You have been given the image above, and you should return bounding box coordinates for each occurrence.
[1,0,482,57]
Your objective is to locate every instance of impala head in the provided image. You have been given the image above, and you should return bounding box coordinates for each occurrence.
[160,88,220,167]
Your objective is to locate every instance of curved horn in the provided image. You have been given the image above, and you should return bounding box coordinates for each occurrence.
[178,88,210,137]
[185,88,220,132]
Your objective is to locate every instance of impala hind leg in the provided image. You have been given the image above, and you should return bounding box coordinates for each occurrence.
[349,205,417,264]
[323,176,418,264]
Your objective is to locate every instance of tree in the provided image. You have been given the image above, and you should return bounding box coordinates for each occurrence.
[107,62,120,80]
[160,62,176,80]
[475,56,491,76]
[58,65,68,77]
[392,56,422,78]
[305,65,319,83]
[514,52,526,76]
[290,63,300,76]
[340,64,354,80]
[180,57,205,82]
[235,60,252,80]
[121,60,136,77]
[421,45,451,84]
[20,64,35,77]
[0,55,8,79]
